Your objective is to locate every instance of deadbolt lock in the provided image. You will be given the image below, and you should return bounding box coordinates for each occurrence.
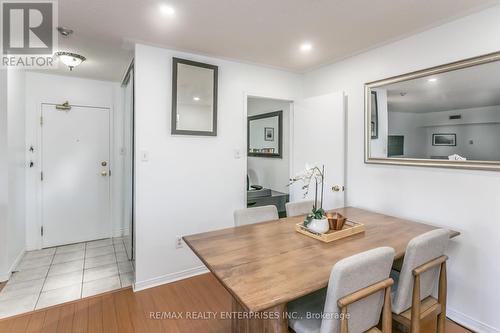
[101,161,107,167]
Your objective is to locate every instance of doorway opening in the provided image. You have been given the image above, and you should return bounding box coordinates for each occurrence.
[0,63,135,319]
[246,96,293,218]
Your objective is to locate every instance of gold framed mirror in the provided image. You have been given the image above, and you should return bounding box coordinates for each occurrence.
[365,51,500,171]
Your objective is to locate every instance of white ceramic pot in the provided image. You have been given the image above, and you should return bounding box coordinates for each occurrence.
[308,218,330,234]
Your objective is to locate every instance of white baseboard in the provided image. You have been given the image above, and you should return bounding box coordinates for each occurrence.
[448,307,500,333]
[112,227,130,238]
[0,248,25,282]
[133,266,209,292]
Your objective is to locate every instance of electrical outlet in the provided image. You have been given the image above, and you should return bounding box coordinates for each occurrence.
[175,235,183,249]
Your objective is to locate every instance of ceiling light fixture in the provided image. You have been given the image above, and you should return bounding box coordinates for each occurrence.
[300,43,313,52]
[159,4,175,16]
[193,96,200,101]
[428,78,438,83]
[56,52,86,71]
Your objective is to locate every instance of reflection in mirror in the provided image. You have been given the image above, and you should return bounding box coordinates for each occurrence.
[366,52,500,170]
[248,111,283,158]
[172,58,218,136]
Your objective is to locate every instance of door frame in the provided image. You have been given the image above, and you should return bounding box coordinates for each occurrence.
[243,92,295,207]
[121,60,135,262]
[34,102,114,249]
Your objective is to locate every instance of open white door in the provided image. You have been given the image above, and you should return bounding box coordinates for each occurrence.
[291,92,346,209]
[41,104,111,247]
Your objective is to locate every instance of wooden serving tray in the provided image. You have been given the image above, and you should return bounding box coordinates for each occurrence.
[295,220,365,243]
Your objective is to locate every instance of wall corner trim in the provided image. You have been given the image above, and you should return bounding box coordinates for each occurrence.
[448,307,500,333]
[0,248,25,282]
[133,265,209,292]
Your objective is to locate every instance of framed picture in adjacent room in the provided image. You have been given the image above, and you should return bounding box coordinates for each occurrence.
[248,110,282,158]
[264,127,274,141]
[432,133,456,146]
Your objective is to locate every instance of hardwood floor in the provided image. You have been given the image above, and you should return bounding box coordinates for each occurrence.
[0,273,473,333]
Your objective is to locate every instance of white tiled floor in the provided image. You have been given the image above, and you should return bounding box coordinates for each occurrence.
[0,237,134,319]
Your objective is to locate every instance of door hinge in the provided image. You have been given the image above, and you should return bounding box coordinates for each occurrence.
[40,172,44,181]
[41,226,44,236]
[40,116,43,126]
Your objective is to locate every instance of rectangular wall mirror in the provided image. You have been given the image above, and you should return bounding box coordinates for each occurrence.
[248,111,283,158]
[172,57,218,136]
[365,51,500,171]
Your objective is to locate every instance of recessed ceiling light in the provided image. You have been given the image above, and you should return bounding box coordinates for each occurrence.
[159,4,175,16]
[300,43,313,52]
[193,96,200,101]
[428,78,438,83]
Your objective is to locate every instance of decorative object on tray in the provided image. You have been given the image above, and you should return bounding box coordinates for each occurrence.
[295,220,365,243]
[289,164,329,234]
[326,212,346,230]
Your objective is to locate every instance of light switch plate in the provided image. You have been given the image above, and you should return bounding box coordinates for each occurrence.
[140,150,149,162]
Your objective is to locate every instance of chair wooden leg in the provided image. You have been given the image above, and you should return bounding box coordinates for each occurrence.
[382,286,392,333]
[340,306,349,333]
[410,275,421,333]
[437,262,447,333]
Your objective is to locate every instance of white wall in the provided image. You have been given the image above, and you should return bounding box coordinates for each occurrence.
[422,123,500,160]
[388,106,500,160]
[303,5,500,332]
[0,69,9,280]
[247,98,291,194]
[388,111,425,158]
[133,44,301,289]
[24,72,125,250]
[418,105,500,127]
[0,69,27,281]
[7,69,26,276]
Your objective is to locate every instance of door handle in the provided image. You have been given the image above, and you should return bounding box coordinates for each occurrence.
[101,171,108,177]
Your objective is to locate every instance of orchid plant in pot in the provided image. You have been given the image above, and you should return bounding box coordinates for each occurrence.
[289,164,329,234]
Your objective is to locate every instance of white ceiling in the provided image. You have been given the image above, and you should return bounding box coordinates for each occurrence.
[386,60,500,113]
[46,0,498,81]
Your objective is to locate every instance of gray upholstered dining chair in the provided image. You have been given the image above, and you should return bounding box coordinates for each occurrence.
[390,229,449,333]
[286,200,315,217]
[288,247,395,333]
[233,205,279,226]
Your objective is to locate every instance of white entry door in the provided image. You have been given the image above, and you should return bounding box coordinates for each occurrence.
[41,104,111,248]
[291,92,346,209]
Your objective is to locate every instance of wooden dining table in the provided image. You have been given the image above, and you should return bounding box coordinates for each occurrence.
[183,207,460,333]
